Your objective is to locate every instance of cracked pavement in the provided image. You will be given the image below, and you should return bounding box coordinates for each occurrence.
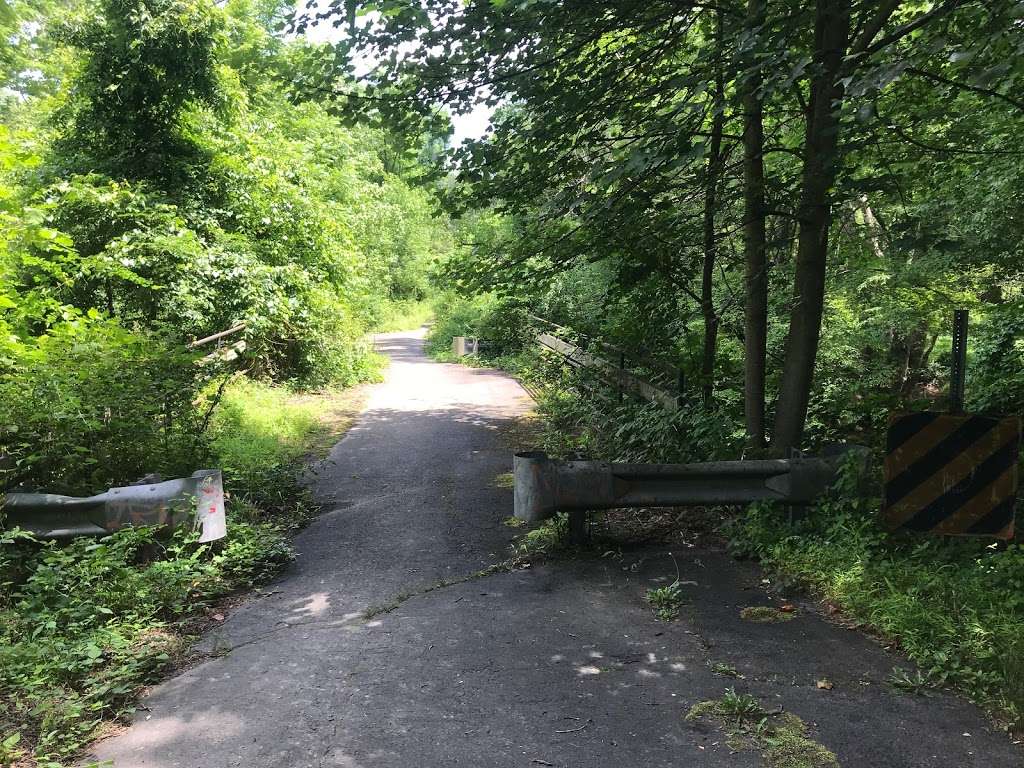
[87,330,1022,768]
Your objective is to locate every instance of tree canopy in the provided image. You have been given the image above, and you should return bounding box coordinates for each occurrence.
[297,0,1024,451]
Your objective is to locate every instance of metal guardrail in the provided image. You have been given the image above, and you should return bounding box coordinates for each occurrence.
[528,314,684,390]
[524,315,684,411]
[513,451,851,530]
[2,470,227,541]
[189,323,246,349]
[536,332,682,412]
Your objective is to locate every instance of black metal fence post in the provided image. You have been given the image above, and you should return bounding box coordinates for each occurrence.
[950,309,968,413]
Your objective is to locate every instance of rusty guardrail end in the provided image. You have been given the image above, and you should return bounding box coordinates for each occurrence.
[513,446,869,522]
[514,451,558,523]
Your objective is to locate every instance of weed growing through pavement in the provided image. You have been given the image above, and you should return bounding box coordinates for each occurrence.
[645,552,687,620]
[646,582,684,621]
[491,472,514,488]
[711,661,743,678]
[512,513,569,557]
[888,667,935,696]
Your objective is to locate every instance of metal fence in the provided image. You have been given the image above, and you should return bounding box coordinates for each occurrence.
[528,315,684,412]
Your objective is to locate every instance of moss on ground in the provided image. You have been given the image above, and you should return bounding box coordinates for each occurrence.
[740,605,796,623]
[492,472,515,488]
[687,691,839,768]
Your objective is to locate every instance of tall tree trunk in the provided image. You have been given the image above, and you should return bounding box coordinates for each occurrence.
[770,0,851,455]
[742,0,768,448]
[700,12,726,408]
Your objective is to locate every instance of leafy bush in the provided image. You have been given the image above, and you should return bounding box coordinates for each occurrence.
[0,522,293,762]
[426,293,530,358]
[970,298,1024,415]
[527,360,741,463]
[0,318,206,495]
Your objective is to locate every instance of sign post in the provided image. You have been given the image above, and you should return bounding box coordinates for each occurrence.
[949,309,968,413]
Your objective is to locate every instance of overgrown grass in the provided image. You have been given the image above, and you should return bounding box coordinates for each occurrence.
[728,459,1024,731]
[207,378,324,516]
[371,298,434,332]
[512,513,569,558]
[0,378,364,766]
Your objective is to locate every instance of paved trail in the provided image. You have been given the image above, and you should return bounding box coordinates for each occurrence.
[91,330,1020,768]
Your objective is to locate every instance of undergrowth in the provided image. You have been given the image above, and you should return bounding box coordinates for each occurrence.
[727,457,1024,732]
[0,378,355,766]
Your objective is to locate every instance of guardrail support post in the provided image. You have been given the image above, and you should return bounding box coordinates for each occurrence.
[568,509,589,546]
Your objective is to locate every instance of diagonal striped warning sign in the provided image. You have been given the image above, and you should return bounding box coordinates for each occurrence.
[883,413,1022,539]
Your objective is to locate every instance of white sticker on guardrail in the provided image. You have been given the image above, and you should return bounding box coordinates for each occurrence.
[195,471,227,542]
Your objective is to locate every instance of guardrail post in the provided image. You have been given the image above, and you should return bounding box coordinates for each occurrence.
[568,509,589,546]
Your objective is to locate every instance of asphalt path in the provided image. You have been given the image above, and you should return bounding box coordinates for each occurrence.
[89,330,1022,768]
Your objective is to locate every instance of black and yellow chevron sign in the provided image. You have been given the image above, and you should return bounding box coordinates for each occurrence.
[883,412,1022,539]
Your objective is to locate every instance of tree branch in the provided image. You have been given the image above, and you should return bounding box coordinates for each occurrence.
[905,66,1024,113]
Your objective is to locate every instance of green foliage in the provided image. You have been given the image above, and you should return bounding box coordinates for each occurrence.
[206,377,321,513]
[57,0,227,183]
[528,364,739,464]
[0,318,206,494]
[0,523,293,761]
[888,667,936,696]
[512,513,568,558]
[716,688,764,724]
[970,297,1024,415]
[738,606,794,624]
[0,0,452,393]
[711,661,741,678]
[689,691,840,768]
[371,298,434,332]
[426,292,530,358]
